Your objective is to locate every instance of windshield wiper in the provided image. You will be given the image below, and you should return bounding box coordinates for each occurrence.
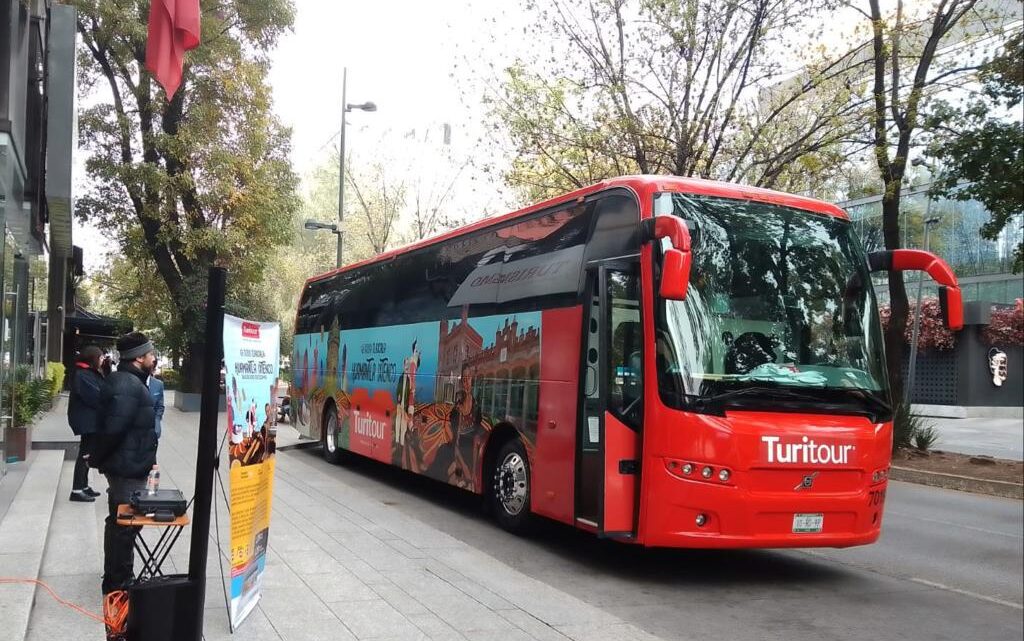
[832,388,893,423]
[688,385,893,422]
[689,385,825,412]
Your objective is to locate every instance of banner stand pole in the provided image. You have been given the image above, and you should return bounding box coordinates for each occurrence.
[187,267,227,641]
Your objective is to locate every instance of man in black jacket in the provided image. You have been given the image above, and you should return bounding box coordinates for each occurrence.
[92,332,159,594]
[67,345,105,502]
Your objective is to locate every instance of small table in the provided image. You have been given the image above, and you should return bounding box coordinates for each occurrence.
[116,504,189,581]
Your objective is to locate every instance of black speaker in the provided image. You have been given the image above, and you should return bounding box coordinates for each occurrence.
[126,575,200,641]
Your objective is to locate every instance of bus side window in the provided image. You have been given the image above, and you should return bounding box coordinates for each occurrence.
[607,270,642,428]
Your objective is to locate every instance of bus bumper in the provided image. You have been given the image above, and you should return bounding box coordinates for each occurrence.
[638,461,885,549]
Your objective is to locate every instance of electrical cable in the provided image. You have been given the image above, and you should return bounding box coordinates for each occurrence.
[0,578,126,629]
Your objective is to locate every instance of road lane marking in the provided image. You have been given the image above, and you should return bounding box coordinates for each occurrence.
[909,577,1023,611]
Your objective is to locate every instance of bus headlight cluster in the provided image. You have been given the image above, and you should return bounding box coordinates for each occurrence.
[871,467,889,485]
[665,459,732,485]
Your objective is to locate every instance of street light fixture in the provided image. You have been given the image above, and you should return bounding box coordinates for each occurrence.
[304,220,342,264]
[337,68,376,268]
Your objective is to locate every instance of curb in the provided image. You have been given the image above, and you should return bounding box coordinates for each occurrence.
[890,466,1024,500]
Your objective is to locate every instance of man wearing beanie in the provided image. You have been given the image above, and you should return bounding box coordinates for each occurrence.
[91,331,159,594]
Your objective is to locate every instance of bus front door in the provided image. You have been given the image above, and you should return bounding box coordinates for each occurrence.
[576,264,643,539]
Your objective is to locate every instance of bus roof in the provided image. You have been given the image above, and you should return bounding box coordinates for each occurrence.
[306,175,848,285]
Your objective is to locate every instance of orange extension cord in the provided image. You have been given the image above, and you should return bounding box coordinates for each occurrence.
[0,578,127,632]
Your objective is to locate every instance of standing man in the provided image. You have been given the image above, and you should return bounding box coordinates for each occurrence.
[149,367,166,439]
[91,332,159,594]
[67,345,105,502]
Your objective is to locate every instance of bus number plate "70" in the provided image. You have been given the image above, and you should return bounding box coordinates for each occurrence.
[792,513,824,533]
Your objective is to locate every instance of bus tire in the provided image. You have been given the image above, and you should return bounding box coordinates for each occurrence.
[490,438,533,534]
[321,403,347,465]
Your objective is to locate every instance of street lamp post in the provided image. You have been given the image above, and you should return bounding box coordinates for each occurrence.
[336,67,376,268]
[905,209,941,406]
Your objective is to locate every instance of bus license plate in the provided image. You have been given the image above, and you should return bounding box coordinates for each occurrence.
[792,513,824,533]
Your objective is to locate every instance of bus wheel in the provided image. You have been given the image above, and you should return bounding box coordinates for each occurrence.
[321,404,346,465]
[491,438,533,533]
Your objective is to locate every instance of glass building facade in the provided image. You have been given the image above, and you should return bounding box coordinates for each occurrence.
[841,183,1024,305]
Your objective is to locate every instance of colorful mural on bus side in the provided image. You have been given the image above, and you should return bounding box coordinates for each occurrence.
[293,308,542,493]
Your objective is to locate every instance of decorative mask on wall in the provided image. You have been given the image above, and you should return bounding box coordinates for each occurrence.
[988,348,1008,387]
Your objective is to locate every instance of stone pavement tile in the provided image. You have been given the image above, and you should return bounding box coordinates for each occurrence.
[302,568,381,602]
[554,623,664,641]
[268,614,358,641]
[332,554,390,586]
[498,610,574,641]
[203,604,282,641]
[261,557,310,589]
[24,573,104,641]
[347,548,421,573]
[382,569,463,599]
[258,585,348,631]
[370,582,430,615]
[407,612,467,640]
[327,598,423,639]
[418,594,517,634]
[432,548,620,627]
[35,462,104,578]
[463,629,539,641]
[421,559,516,611]
[276,546,344,575]
[384,538,430,559]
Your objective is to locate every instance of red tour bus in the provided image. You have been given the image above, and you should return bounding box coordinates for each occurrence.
[290,176,962,548]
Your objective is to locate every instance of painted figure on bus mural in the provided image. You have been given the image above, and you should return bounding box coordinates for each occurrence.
[326,318,340,397]
[394,340,421,448]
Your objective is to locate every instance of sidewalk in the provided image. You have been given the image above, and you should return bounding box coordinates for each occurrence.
[921,416,1023,461]
[14,392,663,641]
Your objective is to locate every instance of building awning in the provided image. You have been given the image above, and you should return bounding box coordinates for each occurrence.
[63,303,132,340]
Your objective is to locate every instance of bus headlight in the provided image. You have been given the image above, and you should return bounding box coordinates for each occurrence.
[718,469,731,482]
[701,466,713,479]
[681,463,693,475]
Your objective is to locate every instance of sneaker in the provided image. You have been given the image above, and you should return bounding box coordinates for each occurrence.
[83,487,102,498]
[69,491,96,503]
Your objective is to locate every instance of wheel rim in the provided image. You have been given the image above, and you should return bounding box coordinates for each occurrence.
[325,411,337,453]
[495,452,528,516]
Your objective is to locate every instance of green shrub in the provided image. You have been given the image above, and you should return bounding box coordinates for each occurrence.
[12,376,52,426]
[892,401,928,452]
[46,362,66,397]
[159,368,181,391]
[913,425,940,452]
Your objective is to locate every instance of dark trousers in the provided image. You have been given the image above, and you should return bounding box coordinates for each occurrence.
[103,475,146,594]
[72,434,94,491]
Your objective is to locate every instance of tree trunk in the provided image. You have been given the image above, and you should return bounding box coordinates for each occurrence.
[881,182,909,404]
[181,338,206,394]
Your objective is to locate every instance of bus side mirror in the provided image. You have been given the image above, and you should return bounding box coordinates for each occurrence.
[868,249,964,330]
[641,217,692,300]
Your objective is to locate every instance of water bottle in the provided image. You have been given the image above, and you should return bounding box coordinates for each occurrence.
[146,465,160,495]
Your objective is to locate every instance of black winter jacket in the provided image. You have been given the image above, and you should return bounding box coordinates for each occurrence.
[91,363,158,479]
[67,364,104,436]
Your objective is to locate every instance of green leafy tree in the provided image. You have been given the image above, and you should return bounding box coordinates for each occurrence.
[72,0,300,390]
[926,32,1024,273]
[856,0,984,402]
[478,0,863,203]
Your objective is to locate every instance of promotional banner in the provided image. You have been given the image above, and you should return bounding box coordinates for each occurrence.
[223,315,280,629]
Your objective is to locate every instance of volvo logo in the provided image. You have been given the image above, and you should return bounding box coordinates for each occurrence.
[795,472,820,491]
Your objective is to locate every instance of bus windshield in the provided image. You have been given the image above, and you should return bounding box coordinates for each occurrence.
[653,192,890,419]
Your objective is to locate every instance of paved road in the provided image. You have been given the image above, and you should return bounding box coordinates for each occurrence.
[291,446,1024,641]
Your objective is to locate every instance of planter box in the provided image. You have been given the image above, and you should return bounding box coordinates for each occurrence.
[6,426,31,462]
[172,392,226,413]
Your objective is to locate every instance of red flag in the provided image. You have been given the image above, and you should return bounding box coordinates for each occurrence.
[145,0,201,98]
